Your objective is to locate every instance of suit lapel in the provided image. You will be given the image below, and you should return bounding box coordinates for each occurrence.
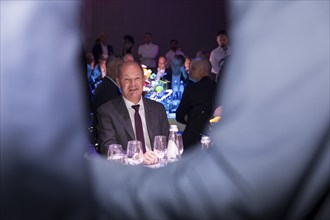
[143,98,155,148]
[113,97,135,140]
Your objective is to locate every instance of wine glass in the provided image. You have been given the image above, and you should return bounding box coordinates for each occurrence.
[107,144,126,164]
[126,140,143,165]
[153,135,167,166]
[177,134,184,155]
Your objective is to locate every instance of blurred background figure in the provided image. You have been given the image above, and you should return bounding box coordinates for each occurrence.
[121,34,136,59]
[209,30,231,82]
[184,55,191,74]
[165,39,185,68]
[91,54,106,91]
[92,31,114,64]
[138,32,159,68]
[152,56,170,82]
[195,48,209,59]
[123,53,135,62]
[86,52,95,97]
[93,57,123,112]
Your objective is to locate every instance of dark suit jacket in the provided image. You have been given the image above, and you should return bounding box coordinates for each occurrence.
[176,76,217,150]
[92,43,113,64]
[93,77,121,112]
[96,96,169,154]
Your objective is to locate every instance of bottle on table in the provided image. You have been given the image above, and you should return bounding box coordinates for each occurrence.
[167,125,181,162]
[179,80,184,99]
[172,80,179,110]
[201,135,211,150]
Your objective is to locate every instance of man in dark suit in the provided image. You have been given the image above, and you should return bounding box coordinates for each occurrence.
[92,32,114,64]
[93,58,123,111]
[163,54,190,89]
[176,58,217,151]
[96,61,169,164]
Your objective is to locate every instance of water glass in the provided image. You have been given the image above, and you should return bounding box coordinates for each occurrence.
[177,134,184,155]
[107,144,126,164]
[126,140,144,165]
[153,135,167,166]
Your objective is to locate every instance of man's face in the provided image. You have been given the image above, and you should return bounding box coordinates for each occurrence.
[144,34,152,44]
[158,57,167,69]
[118,62,144,103]
[170,41,178,50]
[217,34,228,48]
[100,32,108,45]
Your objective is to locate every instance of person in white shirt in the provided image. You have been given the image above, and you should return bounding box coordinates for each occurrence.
[165,39,185,68]
[138,32,159,68]
[209,30,231,81]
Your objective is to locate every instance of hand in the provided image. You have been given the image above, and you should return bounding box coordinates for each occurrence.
[180,66,188,79]
[143,151,158,165]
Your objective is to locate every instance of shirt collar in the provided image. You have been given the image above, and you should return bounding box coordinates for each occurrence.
[122,96,144,110]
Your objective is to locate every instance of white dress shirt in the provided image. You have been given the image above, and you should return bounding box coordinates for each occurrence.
[138,43,159,68]
[122,97,152,151]
[209,45,232,74]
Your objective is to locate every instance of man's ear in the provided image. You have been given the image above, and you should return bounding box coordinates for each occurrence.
[116,77,121,88]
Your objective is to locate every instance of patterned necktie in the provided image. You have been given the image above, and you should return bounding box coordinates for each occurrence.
[131,105,146,153]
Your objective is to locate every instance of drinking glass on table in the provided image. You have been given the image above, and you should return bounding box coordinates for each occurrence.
[177,134,184,155]
[153,135,168,166]
[107,144,126,164]
[126,140,144,165]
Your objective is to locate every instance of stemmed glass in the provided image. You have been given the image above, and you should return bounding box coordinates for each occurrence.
[153,135,168,167]
[126,140,144,165]
[177,134,184,155]
[107,144,126,164]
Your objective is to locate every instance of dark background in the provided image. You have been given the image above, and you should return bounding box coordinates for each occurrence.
[81,0,228,58]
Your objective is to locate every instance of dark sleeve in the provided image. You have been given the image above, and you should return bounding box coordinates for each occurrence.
[108,45,114,56]
[175,87,191,124]
[96,105,118,155]
[92,44,99,63]
[159,103,170,138]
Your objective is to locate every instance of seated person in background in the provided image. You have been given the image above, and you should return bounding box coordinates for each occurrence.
[195,49,210,59]
[86,52,95,80]
[123,53,135,62]
[91,54,106,90]
[165,39,185,68]
[152,56,171,82]
[86,52,95,96]
[176,58,217,151]
[122,34,136,58]
[96,61,169,165]
[93,57,123,112]
[163,54,190,89]
[184,55,191,74]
